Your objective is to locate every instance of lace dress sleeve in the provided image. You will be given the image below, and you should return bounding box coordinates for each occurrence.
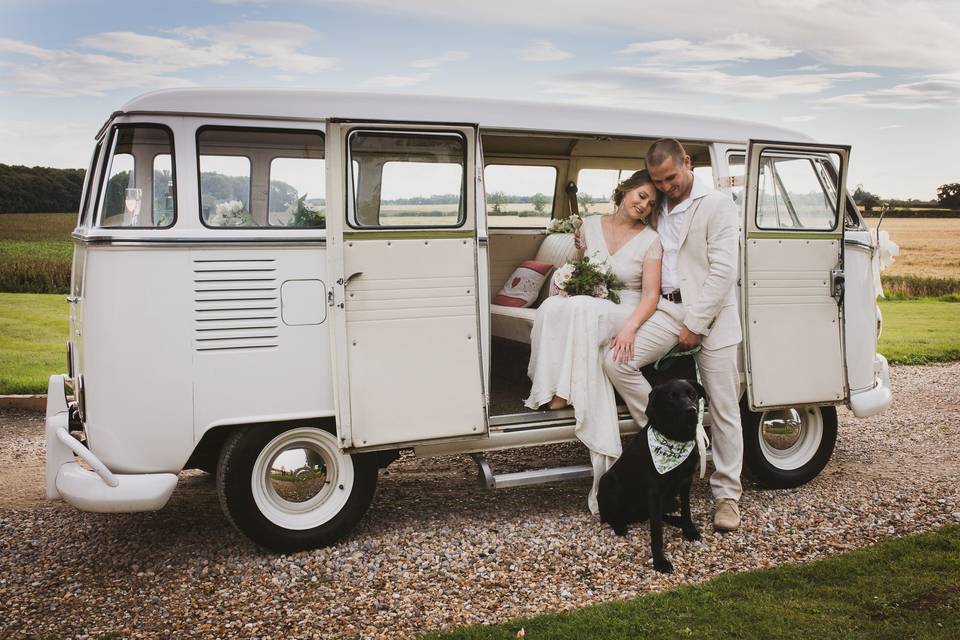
[643,237,663,262]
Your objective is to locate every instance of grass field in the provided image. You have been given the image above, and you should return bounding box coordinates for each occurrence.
[0,213,75,293]
[0,293,68,394]
[424,525,960,640]
[866,218,960,279]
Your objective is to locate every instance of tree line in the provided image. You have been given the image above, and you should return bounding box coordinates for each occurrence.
[853,183,960,216]
[0,164,86,213]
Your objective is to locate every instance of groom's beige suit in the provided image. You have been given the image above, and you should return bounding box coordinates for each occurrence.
[602,175,744,501]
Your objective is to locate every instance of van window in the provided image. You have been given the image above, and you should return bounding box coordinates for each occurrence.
[484,164,557,228]
[348,130,465,228]
[197,127,325,228]
[153,154,175,227]
[268,157,326,227]
[757,152,840,231]
[576,168,642,216]
[96,125,176,228]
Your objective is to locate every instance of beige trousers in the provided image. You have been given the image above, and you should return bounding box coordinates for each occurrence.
[601,299,744,501]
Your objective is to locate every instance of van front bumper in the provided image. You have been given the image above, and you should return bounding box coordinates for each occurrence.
[45,375,178,512]
[849,354,893,418]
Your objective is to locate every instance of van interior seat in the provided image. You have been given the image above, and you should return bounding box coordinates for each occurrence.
[490,232,577,343]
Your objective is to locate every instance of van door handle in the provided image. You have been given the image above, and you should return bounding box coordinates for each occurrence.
[831,268,844,304]
[343,271,363,286]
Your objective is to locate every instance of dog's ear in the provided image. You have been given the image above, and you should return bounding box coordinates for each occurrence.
[645,385,660,425]
[691,380,708,405]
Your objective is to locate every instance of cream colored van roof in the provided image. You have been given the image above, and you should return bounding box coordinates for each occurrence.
[119,89,813,144]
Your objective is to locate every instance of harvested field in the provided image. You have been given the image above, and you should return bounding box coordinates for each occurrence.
[867,218,960,279]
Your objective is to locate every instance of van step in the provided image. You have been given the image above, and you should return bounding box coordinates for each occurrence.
[471,454,592,490]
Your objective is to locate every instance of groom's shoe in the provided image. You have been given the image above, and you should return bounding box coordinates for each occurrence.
[713,499,740,532]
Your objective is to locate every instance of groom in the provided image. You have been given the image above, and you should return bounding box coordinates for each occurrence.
[602,138,743,531]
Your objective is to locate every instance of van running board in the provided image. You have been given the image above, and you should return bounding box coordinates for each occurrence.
[470,454,592,490]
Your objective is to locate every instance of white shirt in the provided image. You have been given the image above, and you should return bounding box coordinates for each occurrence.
[659,174,712,294]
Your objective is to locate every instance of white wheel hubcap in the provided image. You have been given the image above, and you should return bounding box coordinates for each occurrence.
[252,428,354,530]
[758,407,824,471]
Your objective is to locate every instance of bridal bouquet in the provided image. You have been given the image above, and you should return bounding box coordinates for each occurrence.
[552,256,625,304]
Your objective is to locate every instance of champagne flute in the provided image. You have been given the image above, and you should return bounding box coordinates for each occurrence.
[124,188,142,226]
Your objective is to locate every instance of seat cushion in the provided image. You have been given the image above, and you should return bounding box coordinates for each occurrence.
[490,304,538,344]
[490,233,579,342]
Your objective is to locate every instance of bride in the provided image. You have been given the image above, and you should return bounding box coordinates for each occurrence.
[525,170,663,513]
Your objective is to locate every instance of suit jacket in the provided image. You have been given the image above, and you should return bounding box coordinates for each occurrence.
[674,189,742,351]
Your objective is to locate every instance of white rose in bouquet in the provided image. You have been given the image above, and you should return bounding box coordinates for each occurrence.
[551,263,576,297]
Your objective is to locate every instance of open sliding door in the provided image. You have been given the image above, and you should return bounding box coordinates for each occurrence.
[325,121,487,450]
[742,140,850,411]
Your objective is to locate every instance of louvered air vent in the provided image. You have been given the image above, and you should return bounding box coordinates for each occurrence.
[193,258,279,352]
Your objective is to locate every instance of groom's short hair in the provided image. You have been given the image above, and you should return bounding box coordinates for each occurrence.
[646,139,686,168]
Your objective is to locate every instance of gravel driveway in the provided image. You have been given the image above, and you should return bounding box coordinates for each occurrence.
[2,364,959,639]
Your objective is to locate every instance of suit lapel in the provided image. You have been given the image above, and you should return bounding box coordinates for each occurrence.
[678,196,705,249]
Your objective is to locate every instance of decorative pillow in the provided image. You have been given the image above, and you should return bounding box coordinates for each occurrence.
[493,260,554,308]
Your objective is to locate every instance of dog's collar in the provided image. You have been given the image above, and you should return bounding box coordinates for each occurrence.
[647,426,696,475]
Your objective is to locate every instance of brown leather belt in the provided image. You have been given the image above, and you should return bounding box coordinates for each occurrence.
[662,290,682,303]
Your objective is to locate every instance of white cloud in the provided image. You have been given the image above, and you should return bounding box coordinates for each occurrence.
[320,0,960,71]
[782,115,815,123]
[608,65,873,100]
[0,37,56,60]
[0,22,339,96]
[817,77,960,109]
[0,41,196,96]
[878,124,905,130]
[620,33,798,63]
[364,72,432,88]
[172,22,338,72]
[520,40,572,62]
[411,50,469,69]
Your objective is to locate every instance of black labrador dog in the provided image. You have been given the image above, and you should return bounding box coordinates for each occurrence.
[597,379,707,573]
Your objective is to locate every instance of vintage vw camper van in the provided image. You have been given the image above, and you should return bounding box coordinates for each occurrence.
[46,89,894,551]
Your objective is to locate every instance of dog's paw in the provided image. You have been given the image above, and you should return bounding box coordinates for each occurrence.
[612,525,628,537]
[653,558,674,574]
[683,527,701,542]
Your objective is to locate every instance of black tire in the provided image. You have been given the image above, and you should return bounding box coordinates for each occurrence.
[217,424,378,553]
[741,400,838,489]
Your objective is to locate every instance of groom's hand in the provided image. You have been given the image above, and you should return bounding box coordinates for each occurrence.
[678,325,702,350]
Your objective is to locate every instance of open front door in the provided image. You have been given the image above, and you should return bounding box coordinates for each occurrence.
[742,140,850,411]
[325,122,487,450]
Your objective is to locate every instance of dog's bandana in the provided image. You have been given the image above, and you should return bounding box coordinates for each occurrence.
[647,427,695,475]
[647,424,711,477]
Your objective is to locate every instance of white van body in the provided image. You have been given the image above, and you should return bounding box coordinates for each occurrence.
[46,90,894,550]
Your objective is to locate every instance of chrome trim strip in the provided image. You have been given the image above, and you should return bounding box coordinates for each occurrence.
[844,238,874,254]
[72,233,327,247]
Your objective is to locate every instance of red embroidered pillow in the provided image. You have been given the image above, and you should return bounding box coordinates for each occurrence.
[493,260,554,308]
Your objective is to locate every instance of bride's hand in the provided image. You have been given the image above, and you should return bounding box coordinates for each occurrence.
[610,326,638,364]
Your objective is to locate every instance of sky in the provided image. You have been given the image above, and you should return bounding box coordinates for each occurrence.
[1,0,958,200]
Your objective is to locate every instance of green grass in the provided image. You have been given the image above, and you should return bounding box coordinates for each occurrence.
[423,525,960,640]
[878,298,960,365]
[0,293,68,394]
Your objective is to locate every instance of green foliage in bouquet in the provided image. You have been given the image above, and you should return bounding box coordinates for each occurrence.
[289,194,326,228]
[558,256,626,304]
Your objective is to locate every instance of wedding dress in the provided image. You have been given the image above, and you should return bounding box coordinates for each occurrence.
[524,214,662,513]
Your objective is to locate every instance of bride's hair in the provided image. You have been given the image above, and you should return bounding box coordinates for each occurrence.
[611,170,660,229]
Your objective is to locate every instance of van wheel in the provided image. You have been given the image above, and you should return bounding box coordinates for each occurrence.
[217,425,378,552]
[741,402,837,489]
